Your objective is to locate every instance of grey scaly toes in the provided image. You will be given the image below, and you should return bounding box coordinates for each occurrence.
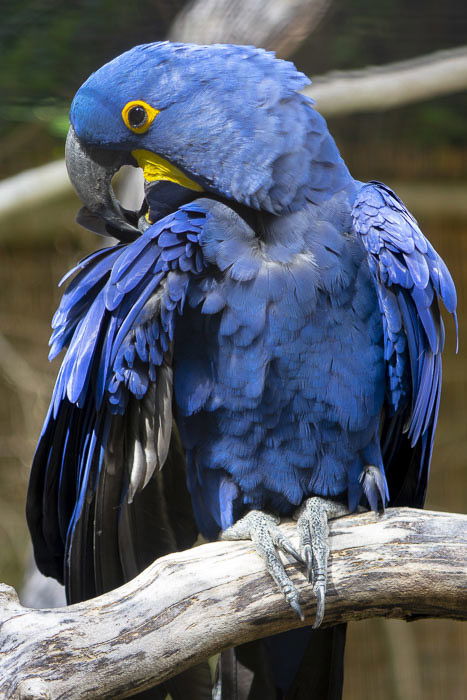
[294,497,349,628]
[221,510,305,620]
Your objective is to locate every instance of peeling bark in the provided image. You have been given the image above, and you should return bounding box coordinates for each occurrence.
[1,508,466,699]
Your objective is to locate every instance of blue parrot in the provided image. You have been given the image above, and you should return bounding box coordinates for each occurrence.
[27,42,456,699]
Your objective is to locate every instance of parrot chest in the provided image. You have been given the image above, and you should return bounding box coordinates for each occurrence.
[174,229,385,526]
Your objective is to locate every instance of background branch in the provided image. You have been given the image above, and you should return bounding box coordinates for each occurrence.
[306,45,467,115]
[1,508,465,699]
[0,160,70,224]
[169,0,332,57]
[1,0,467,225]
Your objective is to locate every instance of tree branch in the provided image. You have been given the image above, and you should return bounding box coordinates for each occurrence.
[307,45,467,116]
[169,0,332,58]
[1,508,465,699]
[0,159,70,223]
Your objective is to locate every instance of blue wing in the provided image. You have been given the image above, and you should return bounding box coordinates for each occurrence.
[352,181,457,506]
[26,202,206,599]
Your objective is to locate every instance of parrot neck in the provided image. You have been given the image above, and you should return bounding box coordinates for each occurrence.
[252,178,358,249]
[254,108,353,215]
[301,127,353,205]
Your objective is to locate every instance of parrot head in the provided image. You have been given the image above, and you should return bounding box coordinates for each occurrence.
[66,41,338,240]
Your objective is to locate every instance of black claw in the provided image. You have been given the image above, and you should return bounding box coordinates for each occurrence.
[282,540,305,564]
[313,585,325,629]
[290,598,305,622]
[303,544,313,581]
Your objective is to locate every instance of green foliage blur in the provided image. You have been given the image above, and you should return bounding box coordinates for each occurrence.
[0,0,184,105]
[0,0,466,179]
[0,0,184,175]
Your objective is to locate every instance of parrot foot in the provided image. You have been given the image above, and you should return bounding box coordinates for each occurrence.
[294,497,349,629]
[221,510,305,620]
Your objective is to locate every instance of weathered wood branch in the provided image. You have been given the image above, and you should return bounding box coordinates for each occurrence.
[1,508,465,699]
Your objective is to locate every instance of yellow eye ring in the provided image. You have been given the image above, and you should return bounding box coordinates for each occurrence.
[121,100,159,134]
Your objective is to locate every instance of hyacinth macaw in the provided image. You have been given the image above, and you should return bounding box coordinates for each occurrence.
[27,42,456,699]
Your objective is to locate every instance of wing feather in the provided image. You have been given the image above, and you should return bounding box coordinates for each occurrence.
[27,202,207,600]
[352,182,456,506]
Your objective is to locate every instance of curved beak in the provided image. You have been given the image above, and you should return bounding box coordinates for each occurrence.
[65,126,141,242]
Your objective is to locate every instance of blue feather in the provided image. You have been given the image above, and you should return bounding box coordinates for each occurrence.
[353,181,457,497]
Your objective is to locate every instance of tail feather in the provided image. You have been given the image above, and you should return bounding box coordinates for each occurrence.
[286,625,347,700]
[217,625,346,699]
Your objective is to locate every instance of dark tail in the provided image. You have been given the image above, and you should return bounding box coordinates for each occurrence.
[27,409,212,699]
[218,625,347,699]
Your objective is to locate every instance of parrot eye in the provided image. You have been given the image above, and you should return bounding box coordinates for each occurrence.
[128,106,147,128]
[121,100,160,134]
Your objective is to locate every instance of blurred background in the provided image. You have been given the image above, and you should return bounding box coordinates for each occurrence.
[0,1,465,698]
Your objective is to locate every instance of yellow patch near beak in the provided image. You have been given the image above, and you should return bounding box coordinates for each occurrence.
[132,149,203,192]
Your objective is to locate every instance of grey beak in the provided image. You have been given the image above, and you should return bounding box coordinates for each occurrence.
[65,126,140,241]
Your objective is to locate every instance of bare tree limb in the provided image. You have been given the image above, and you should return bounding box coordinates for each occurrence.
[307,45,467,116]
[0,160,70,223]
[169,0,332,58]
[1,508,465,699]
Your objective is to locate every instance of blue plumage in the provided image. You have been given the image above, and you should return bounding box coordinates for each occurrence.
[26,42,457,699]
[29,204,207,584]
[170,195,388,534]
[353,182,456,446]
